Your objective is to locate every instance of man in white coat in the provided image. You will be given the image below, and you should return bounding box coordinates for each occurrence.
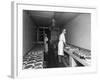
[58,29,68,66]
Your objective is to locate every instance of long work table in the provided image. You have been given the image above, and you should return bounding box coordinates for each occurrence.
[64,46,91,67]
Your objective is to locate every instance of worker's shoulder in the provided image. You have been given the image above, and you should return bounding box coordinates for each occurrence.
[60,33,64,37]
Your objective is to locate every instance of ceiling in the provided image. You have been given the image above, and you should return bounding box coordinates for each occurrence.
[27,10,79,27]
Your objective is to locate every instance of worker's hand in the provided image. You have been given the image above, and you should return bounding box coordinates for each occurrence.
[65,47,70,49]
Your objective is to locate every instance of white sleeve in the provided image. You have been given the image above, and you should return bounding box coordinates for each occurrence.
[59,34,65,43]
[63,34,66,43]
[45,37,48,42]
[60,34,65,42]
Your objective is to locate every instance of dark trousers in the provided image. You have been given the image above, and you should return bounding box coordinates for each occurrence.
[58,55,69,67]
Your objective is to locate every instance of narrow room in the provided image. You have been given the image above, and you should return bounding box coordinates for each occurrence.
[23,10,91,69]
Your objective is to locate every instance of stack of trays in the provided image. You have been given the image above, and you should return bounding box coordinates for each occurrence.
[23,50,43,69]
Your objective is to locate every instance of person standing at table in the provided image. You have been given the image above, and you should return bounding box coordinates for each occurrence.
[58,29,68,67]
[44,34,48,53]
[44,33,48,67]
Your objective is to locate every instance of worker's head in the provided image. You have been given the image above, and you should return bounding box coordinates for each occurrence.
[62,29,66,34]
[44,33,47,37]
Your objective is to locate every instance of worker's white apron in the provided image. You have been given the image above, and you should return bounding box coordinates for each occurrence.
[58,40,64,55]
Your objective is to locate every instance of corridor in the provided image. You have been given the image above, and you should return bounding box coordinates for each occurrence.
[23,10,91,69]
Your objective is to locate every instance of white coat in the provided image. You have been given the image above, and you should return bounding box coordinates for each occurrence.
[44,36,48,53]
[58,33,66,55]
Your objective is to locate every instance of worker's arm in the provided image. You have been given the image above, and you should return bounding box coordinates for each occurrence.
[64,42,67,47]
